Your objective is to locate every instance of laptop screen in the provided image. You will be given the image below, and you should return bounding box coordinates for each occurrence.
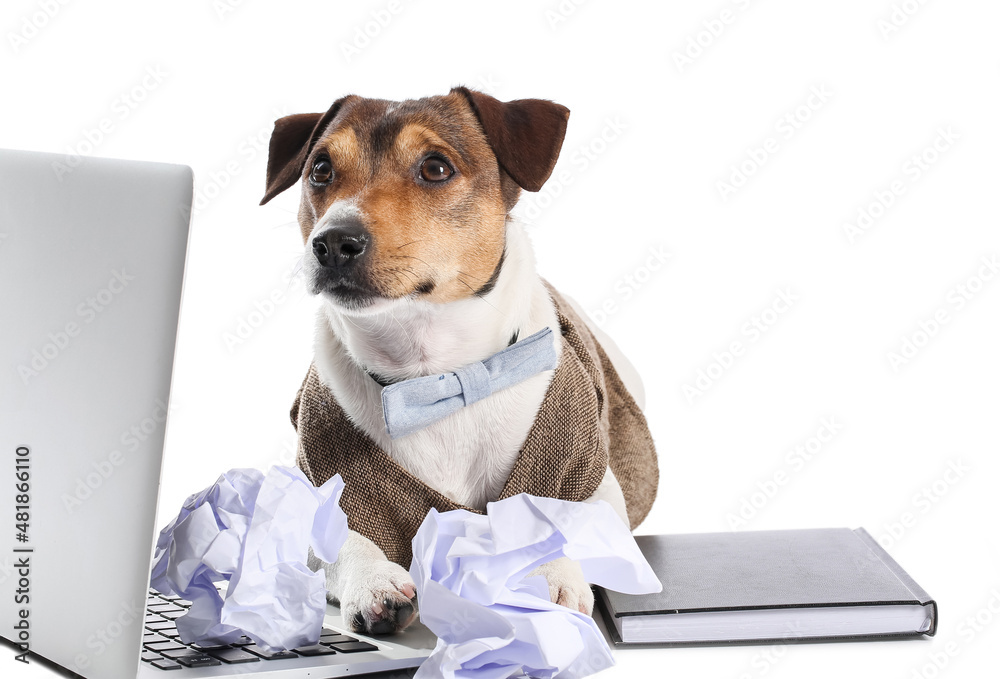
[0,148,193,679]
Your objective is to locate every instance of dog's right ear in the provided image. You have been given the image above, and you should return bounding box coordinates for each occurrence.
[260,97,353,205]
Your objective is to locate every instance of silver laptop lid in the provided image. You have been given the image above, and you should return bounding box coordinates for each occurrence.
[0,148,192,679]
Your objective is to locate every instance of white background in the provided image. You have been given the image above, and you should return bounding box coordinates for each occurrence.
[3,0,999,677]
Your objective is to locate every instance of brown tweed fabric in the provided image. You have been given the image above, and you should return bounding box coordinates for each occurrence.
[292,285,658,567]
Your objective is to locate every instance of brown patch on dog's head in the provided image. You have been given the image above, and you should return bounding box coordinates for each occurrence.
[260,89,569,310]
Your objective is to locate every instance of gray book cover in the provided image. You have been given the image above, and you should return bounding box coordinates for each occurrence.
[598,527,937,646]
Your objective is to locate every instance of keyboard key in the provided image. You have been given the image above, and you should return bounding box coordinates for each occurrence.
[176,654,222,668]
[145,614,165,625]
[159,610,185,620]
[151,658,181,671]
[190,642,230,651]
[175,599,193,607]
[141,651,162,662]
[160,648,202,660]
[292,644,337,656]
[160,594,182,602]
[207,648,260,664]
[243,644,299,660]
[144,641,187,653]
[232,635,254,646]
[320,634,358,644]
[158,628,181,639]
[148,603,185,614]
[330,641,378,653]
[143,633,169,645]
[145,621,176,632]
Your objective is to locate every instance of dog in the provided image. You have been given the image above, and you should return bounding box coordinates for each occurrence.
[259,88,657,635]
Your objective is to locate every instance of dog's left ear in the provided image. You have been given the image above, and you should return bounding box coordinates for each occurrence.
[259,97,354,205]
[452,87,569,192]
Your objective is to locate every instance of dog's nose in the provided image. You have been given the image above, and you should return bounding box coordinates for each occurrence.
[312,223,371,268]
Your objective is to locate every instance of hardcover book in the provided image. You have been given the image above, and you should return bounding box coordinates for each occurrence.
[597,527,937,646]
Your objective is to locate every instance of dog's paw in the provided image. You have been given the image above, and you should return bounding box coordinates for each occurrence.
[339,560,418,635]
[529,557,594,615]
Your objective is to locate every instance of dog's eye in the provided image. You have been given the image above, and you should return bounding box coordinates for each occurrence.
[419,157,453,183]
[310,159,333,184]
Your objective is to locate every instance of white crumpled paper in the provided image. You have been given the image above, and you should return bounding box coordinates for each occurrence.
[409,493,662,679]
[149,466,348,651]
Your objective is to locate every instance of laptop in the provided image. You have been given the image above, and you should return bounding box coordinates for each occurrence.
[0,149,434,678]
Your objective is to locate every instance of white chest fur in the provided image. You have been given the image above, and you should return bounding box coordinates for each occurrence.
[311,221,560,510]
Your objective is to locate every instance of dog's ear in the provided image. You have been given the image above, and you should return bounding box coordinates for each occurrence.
[260,97,353,205]
[453,87,569,193]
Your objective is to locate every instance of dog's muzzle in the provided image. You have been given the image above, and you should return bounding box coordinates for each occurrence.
[313,221,370,269]
[308,219,380,306]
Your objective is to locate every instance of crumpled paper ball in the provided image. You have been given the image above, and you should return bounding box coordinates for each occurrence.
[409,493,662,679]
[149,466,348,651]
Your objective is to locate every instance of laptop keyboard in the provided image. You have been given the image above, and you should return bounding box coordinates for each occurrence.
[143,589,379,670]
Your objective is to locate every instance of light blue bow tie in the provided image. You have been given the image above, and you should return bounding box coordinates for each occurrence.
[380,327,558,439]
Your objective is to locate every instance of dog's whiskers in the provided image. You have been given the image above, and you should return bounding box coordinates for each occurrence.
[390,266,420,285]
[392,254,433,269]
[456,272,501,314]
[388,308,414,354]
[342,310,394,344]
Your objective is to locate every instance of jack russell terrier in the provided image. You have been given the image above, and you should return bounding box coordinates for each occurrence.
[259,87,658,635]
